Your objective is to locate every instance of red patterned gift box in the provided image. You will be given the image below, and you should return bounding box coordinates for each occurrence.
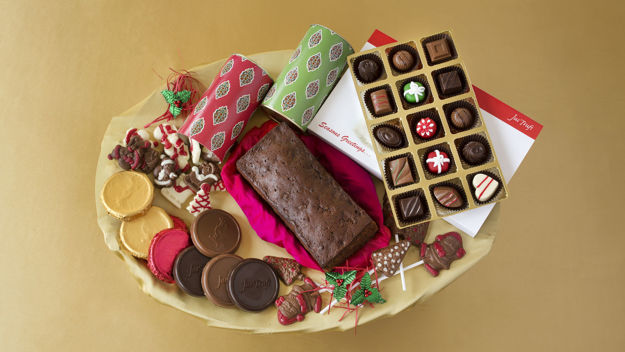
[179,54,273,162]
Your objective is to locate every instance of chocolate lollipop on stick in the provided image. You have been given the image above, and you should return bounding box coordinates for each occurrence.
[420,232,465,277]
[371,240,410,277]
[275,277,322,325]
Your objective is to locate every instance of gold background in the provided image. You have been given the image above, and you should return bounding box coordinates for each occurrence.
[1,0,623,350]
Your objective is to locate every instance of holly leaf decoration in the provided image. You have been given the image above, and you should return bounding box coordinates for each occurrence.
[350,289,365,306]
[169,104,183,117]
[161,90,176,104]
[325,270,357,301]
[334,286,347,301]
[349,273,385,306]
[161,90,192,118]
[175,90,192,103]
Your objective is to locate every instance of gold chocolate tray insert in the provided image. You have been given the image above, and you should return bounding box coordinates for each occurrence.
[347,31,508,228]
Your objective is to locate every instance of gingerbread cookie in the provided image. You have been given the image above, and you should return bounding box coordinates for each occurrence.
[101,171,154,221]
[120,206,174,259]
[420,232,466,277]
[275,277,321,325]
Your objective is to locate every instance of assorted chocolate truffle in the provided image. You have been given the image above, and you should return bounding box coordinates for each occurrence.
[461,140,488,165]
[425,149,451,175]
[369,89,393,116]
[425,38,452,63]
[398,194,425,221]
[472,173,500,202]
[387,157,414,187]
[450,107,474,130]
[374,125,405,149]
[357,58,382,83]
[402,81,427,104]
[433,185,464,209]
[437,70,463,96]
[383,195,429,245]
[415,117,437,139]
[391,50,415,72]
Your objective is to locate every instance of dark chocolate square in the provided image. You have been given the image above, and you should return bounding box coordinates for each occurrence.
[398,195,425,221]
[425,39,452,63]
[437,71,463,95]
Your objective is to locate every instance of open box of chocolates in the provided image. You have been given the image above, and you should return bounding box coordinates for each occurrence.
[347,31,509,228]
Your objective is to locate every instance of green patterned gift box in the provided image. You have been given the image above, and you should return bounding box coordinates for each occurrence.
[261,24,354,131]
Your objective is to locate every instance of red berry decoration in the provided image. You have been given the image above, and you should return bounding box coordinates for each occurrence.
[416,117,437,139]
[426,149,450,174]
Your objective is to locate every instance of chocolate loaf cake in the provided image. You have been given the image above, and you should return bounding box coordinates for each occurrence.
[236,123,378,270]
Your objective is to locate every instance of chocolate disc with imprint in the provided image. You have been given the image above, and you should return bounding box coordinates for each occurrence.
[228,258,279,312]
[191,209,241,257]
[173,246,211,297]
[201,254,243,307]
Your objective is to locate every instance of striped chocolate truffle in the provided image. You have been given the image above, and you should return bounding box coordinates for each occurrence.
[370,89,392,116]
[433,186,464,209]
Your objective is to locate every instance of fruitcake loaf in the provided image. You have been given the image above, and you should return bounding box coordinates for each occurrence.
[236,123,378,270]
